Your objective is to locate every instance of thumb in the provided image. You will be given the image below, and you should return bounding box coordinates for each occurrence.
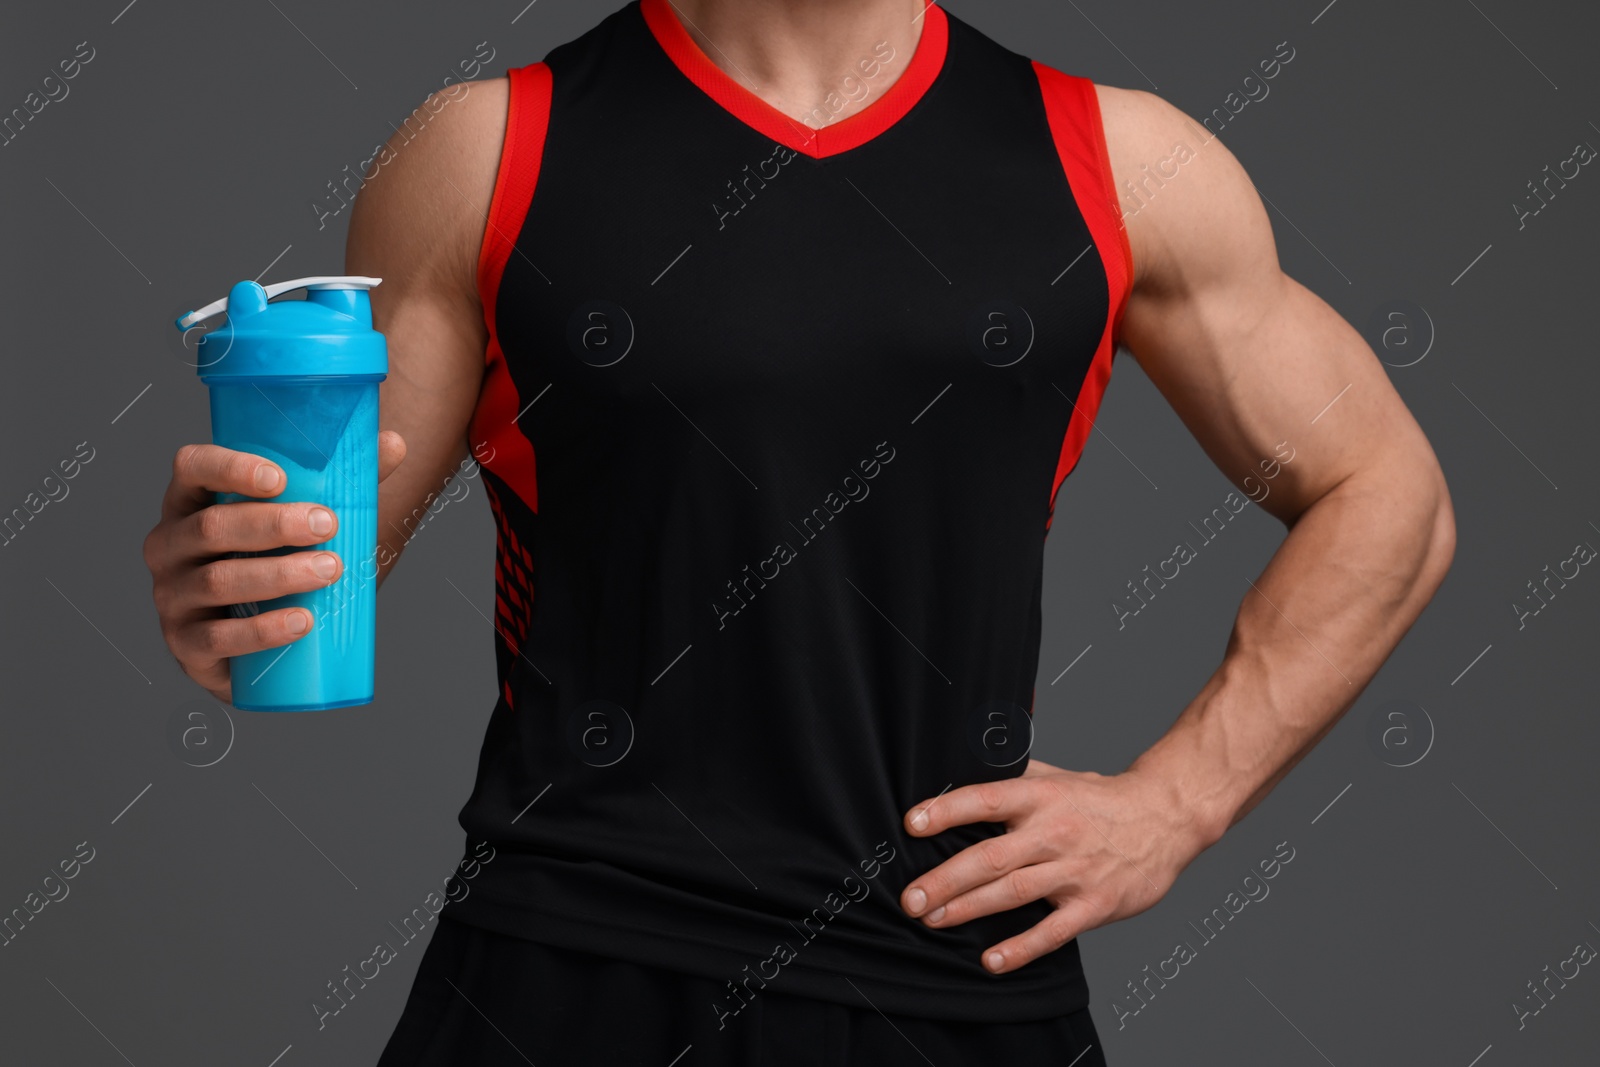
[377,429,407,483]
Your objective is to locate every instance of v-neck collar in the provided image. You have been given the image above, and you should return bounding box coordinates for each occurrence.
[638,0,949,159]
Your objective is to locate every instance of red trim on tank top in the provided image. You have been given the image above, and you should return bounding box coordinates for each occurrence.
[638,0,948,159]
[469,62,552,518]
[470,63,553,712]
[1033,64,1134,533]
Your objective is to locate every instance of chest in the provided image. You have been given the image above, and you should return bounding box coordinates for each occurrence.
[495,118,1109,440]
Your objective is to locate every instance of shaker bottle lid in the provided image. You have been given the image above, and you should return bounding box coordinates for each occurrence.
[176,276,388,381]
[175,276,382,330]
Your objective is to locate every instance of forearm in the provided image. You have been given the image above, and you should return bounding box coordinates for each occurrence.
[1126,462,1456,849]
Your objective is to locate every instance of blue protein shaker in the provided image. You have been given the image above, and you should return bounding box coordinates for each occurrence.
[174,276,388,711]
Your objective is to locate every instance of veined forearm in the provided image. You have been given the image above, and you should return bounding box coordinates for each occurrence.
[1125,465,1456,848]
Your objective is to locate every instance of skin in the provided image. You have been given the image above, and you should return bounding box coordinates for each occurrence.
[142,0,1454,980]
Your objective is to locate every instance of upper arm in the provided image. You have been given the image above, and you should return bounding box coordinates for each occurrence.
[1094,85,1451,532]
[344,78,510,582]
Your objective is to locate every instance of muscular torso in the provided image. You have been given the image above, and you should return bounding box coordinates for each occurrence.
[352,0,1139,1020]
[346,0,1429,1024]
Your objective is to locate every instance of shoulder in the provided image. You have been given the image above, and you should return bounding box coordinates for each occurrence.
[1089,83,1276,296]
[346,75,517,303]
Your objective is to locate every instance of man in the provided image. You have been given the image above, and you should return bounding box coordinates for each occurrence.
[142,0,1455,1062]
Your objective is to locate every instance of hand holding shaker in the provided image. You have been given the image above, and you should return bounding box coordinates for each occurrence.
[174,277,388,711]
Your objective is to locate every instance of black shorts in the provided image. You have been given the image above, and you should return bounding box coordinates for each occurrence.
[377,915,1106,1066]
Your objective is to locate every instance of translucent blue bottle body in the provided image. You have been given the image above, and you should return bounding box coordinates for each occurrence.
[208,376,382,710]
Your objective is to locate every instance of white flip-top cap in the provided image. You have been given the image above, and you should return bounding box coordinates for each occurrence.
[175,276,382,331]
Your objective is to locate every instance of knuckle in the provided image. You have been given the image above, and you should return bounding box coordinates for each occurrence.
[978,838,1010,875]
[1006,866,1034,904]
[141,526,162,572]
[195,505,228,549]
[197,562,231,602]
[151,578,174,617]
[144,524,175,575]
[192,620,227,657]
[974,782,1005,815]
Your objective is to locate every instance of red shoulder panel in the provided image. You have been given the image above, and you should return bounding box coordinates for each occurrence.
[468,62,552,517]
[1032,63,1134,530]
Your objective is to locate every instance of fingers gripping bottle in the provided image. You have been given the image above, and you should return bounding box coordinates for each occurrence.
[174,277,388,711]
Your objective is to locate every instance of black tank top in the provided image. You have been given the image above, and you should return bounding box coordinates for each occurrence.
[450,0,1131,1023]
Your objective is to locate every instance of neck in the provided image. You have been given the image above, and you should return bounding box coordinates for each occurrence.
[665,0,930,128]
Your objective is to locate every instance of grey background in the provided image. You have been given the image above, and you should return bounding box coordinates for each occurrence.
[2,0,1596,1064]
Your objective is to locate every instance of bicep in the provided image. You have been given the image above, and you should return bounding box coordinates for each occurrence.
[1102,87,1440,524]
[344,80,509,581]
